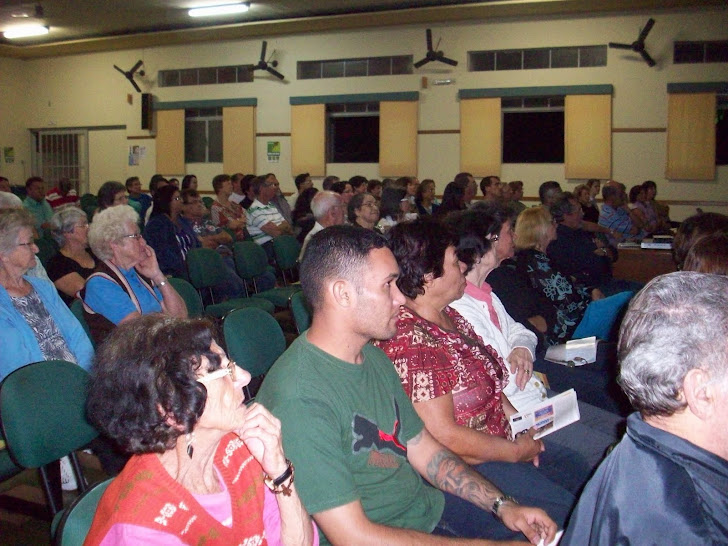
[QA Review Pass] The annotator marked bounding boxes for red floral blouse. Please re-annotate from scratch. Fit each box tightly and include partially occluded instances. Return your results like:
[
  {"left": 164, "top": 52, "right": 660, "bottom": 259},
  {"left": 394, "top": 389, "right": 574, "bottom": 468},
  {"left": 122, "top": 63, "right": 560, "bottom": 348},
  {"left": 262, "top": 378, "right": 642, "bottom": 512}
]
[{"left": 375, "top": 306, "right": 511, "bottom": 438}]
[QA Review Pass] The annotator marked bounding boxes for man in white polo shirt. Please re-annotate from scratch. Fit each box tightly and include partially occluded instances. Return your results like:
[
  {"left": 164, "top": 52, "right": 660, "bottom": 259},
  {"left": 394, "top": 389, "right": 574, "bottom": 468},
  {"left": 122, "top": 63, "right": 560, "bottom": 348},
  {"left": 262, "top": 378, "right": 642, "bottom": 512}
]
[{"left": 247, "top": 173, "right": 294, "bottom": 262}]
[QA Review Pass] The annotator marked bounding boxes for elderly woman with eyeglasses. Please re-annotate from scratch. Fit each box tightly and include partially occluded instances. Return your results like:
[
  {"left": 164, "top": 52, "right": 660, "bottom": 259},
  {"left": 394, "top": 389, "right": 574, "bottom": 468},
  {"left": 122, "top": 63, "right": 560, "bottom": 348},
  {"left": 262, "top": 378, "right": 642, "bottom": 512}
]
[
  {"left": 0, "top": 209, "right": 93, "bottom": 381},
  {"left": 81, "top": 205, "right": 186, "bottom": 346},
  {"left": 46, "top": 207, "right": 98, "bottom": 305},
  {"left": 85, "top": 314, "right": 316, "bottom": 546}
]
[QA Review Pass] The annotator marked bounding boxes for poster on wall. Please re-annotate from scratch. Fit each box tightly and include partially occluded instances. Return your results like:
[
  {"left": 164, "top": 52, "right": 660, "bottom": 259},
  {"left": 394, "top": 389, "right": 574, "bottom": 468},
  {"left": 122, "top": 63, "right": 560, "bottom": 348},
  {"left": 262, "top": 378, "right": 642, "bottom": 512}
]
[
  {"left": 4, "top": 147, "right": 14, "bottom": 164},
  {"left": 267, "top": 141, "right": 280, "bottom": 163},
  {"left": 129, "top": 145, "right": 146, "bottom": 166}
]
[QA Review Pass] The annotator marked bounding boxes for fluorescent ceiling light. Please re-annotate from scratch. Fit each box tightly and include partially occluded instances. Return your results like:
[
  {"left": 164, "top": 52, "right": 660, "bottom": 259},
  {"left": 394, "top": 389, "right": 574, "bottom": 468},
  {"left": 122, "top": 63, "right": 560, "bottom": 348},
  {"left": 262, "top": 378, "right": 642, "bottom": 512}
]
[
  {"left": 189, "top": 3, "right": 250, "bottom": 17},
  {"left": 3, "top": 25, "right": 49, "bottom": 39}
]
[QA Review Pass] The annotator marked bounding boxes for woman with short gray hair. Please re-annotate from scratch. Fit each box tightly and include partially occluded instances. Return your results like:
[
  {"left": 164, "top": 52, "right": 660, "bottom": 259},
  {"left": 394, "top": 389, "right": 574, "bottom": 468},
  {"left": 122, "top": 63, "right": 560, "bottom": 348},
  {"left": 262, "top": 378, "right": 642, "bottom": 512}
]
[
  {"left": 0, "top": 208, "right": 94, "bottom": 381},
  {"left": 46, "top": 207, "right": 97, "bottom": 305}
]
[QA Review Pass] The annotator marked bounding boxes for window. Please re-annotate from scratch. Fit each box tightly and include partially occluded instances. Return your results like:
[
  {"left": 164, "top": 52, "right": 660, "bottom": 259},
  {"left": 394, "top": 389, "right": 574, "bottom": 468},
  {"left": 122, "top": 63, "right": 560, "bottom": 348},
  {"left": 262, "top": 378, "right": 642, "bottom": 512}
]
[
  {"left": 717, "top": 95, "right": 728, "bottom": 165},
  {"left": 502, "top": 98, "right": 564, "bottom": 163},
  {"left": 185, "top": 108, "right": 222, "bottom": 163},
  {"left": 298, "top": 56, "right": 412, "bottom": 80},
  {"left": 469, "top": 45, "right": 606, "bottom": 72},
  {"left": 159, "top": 65, "right": 254, "bottom": 87},
  {"left": 674, "top": 41, "right": 728, "bottom": 64},
  {"left": 327, "top": 103, "right": 379, "bottom": 163}
]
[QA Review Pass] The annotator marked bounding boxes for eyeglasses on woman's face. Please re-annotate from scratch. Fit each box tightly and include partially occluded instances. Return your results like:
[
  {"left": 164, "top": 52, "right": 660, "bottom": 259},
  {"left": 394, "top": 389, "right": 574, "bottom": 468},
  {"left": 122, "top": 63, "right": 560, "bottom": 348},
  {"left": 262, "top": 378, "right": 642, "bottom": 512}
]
[{"left": 197, "top": 358, "right": 237, "bottom": 384}]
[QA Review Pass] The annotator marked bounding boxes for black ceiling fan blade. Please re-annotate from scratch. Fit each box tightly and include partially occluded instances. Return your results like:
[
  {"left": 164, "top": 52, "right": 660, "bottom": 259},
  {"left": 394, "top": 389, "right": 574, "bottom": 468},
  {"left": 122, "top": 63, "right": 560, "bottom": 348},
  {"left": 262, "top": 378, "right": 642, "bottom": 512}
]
[
  {"left": 266, "top": 66, "right": 285, "bottom": 80},
  {"left": 128, "top": 77, "right": 142, "bottom": 93},
  {"left": 438, "top": 56, "right": 458, "bottom": 66},
  {"left": 425, "top": 28, "right": 433, "bottom": 52},
  {"left": 113, "top": 64, "right": 126, "bottom": 75},
  {"left": 130, "top": 60, "right": 143, "bottom": 74},
  {"left": 260, "top": 41, "right": 268, "bottom": 63},
  {"left": 413, "top": 57, "right": 430, "bottom": 69},
  {"left": 638, "top": 18, "right": 655, "bottom": 43},
  {"left": 640, "top": 49, "right": 656, "bottom": 67},
  {"left": 608, "top": 42, "right": 634, "bottom": 50}
]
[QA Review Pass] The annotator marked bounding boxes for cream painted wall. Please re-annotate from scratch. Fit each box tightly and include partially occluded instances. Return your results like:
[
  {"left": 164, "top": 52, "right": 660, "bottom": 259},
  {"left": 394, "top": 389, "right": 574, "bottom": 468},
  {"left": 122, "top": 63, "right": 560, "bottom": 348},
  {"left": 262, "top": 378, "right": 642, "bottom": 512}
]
[
  {"left": 0, "top": 57, "right": 32, "bottom": 184},
  {"left": 2, "top": 8, "right": 727, "bottom": 219},
  {"left": 88, "top": 130, "right": 127, "bottom": 194}
]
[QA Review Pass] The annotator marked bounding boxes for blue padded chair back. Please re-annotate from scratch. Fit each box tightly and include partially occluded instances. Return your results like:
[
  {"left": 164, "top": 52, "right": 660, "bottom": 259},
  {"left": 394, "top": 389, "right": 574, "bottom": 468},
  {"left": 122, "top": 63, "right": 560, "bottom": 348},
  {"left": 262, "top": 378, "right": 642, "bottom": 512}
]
[{"left": 223, "top": 308, "right": 286, "bottom": 379}]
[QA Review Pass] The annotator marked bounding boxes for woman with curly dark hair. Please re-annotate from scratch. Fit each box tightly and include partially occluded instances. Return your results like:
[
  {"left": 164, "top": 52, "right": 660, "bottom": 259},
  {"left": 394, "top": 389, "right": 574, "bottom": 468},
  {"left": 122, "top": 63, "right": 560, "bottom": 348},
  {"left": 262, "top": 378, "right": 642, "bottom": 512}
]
[{"left": 85, "top": 314, "right": 316, "bottom": 545}]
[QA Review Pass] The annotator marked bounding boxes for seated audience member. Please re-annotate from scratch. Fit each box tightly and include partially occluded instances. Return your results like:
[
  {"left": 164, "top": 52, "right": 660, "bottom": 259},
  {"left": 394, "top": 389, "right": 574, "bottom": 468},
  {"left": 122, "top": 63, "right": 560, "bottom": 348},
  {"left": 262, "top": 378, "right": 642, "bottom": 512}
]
[
  {"left": 85, "top": 314, "right": 316, "bottom": 546},
  {"left": 682, "top": 232, "right": 728, "bottom": 275},
  {"left": 366, "top": 179, "right": 382, "bottom": 200},
  {"left": 95, "top": 180, "right": 129, "bottom": 216},
  {"left": 583, "top": 179, "right": 601, "bottom": 219},
  {"left": 126, "top": 176, "right": 151, "bottom": 219},
  {"left": 181, "top": 174, "right": 198, "bottom": 191},
  {"left": 489, "top": 207, "right": 633, "bottom": 346},
  {"left": 289, "top": 172, "right": 313, "bottom": 210},
  {"left": 415, "top": 178, "right": 439, "bottom": 215},
  {"left": 0, "top": 209, "right": 93, "bottom": 381},
  {"left": 480, "top": 175, "right": 503, "bottom": 203},
  {"left": 269, "top": 175, "right": 294, "bottom": 226},
  {"left": 82, "top": 205, "right": 187, "bottom": 345},
  {"left": 330, "top": 180, "right": 354, "bottom": 207},
  {"left": 451, "top": 172, "right": 477, "bottom": 208},
  {"left": 238, "top": 174, "right": 257, "bottom": 209},
  {"left": 435, "top": 180, "right": 468, "bottom": 218},
  {"left": 0, "top": 191, "right": 52, "bottom": 282},
  {"left": 575, "top": 183, "right": 599, "bottom": 224},
  {"left": 627, "top": 184, "right": 654, "bottom": 234},
  {"left": 376, "top": 186, "right": 410, "bottom": 232},
  {"left": 229, "top": 172, "right": 246, "bottom": 204},
  {"left": 321, "top": 175, "right": 339, "bottom": 192},
  {"left": 143, "top": 185, "right": 198, "bottom": 279},
  {"left": 348, "top": 192, "right": 380, "bottom": 231},
  {"left": 47, "top": 207, "right": 97, "bottom": 305},
  {"left": 538, "top": 181, "right": 562, "bottom": 207},
  {"left": 144, "top": 174, "right": 169, "bottom": 224},
  {"left": 564, "top": 272, "right": 728, "bottom": 544},
  {"left": 258, "top": 225, "right": 557, "bottom": 545},
  {"left": 292, "top": 187, "right": 319, "bottom": 242},
  {"left": 210, "top": 173, "right": 248, "bottom": 240},
  {"left": 46, "top": 177, "right": 79, "bottom": 209},
  {"left": 641, "top": 180, "right": 672, "bottom": 233},
  {"left": 299, "top": 190, "right": 345, "bottom": 261},
  {"left": 168, "top": 178, "right": 180, "bottom": 188},
  {"left": 349, "top": 175, "right": 368, "bottom": 195},
  {"left": 23, "top": 176, "right": 54, "bottom": 232},
  {"left": 598, "top": 181, "right": 644, "bottom": 243},
  {"left": 547, "top": 192, "right": 616, "bottom": 291},
  {"left": 507, "top": 181, "right": 527, "bottom": 216},
  {"left": 0, "top": 176, "right": 11, "bottom": 193},
  {"left": 672, "top": 211, "right": 728, "bottom": 270},
  {"left": 247, "top": 175, "right": 294, "bottom": 261}
]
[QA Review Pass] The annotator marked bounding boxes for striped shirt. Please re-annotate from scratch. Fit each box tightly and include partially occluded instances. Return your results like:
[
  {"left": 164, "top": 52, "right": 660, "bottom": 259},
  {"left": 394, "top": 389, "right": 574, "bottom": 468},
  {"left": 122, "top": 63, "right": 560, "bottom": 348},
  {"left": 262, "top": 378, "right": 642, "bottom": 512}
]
[{"left": 247, "top": 199, "right": 284, "bottom": 245}]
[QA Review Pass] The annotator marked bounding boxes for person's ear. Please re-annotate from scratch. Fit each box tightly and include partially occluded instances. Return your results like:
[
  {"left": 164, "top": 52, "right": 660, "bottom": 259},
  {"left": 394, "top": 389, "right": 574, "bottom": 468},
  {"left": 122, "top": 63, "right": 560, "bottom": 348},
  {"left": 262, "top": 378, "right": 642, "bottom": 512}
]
[
  {"left": 423, "top": 271, "right": 435, "bottom": 287},
  {"left": 683, "top": 368, "right": 715, "bottom": 421},
  {"left": 331, "top": 279, "right": 354, "bottom": 308},
  {"left": 157, "top": 404, "right": 185, "bottom": 431}
]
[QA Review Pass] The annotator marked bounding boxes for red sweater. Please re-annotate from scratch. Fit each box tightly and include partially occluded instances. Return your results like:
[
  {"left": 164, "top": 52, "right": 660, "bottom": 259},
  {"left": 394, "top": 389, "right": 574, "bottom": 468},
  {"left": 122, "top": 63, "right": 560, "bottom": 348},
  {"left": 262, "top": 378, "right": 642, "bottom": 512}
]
[{"left": 85, "top": 433, "right": 267, "bottom": 545}]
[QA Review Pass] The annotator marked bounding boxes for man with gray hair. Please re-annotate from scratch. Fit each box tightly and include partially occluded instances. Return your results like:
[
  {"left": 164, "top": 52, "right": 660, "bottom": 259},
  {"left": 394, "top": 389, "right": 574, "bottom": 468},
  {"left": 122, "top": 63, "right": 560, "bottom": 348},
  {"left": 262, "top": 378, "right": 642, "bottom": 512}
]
[
  {"left": 298, "top": 190, "right": 344, "bottom": 261},
  {"left": 564, "top": 271, "right": 728, "bottom": 544}
]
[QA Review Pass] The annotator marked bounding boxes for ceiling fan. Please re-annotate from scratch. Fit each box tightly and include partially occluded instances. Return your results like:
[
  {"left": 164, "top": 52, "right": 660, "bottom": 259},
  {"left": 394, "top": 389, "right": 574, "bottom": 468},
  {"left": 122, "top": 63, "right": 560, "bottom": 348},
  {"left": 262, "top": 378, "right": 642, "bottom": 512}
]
[
  {"left": 253, "top": 41, "right": 284, "bottom": 80},
  {"left": 414, "top": 28, "right": 458, "bottom": 69},
  {"left": 113, "top": 60, "right": 145, "bottom": 92},
  {"left": 608, "top": 18, "right": 657, "bottom": 67}
]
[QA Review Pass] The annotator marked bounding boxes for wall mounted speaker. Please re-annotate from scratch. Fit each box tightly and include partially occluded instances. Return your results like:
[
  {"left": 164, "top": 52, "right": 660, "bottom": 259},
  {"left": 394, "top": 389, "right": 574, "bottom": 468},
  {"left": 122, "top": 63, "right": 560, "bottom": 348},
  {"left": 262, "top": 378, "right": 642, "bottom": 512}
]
[{"left": 141, "top": 93, "right": 153, "bottom": 130}]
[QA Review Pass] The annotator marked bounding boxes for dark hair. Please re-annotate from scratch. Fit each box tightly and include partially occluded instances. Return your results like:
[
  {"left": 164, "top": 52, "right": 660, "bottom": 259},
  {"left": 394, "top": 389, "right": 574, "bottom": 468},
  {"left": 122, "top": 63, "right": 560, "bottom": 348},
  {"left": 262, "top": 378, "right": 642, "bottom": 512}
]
[
  {"left": 549, "top": 191, "right": 576, "bottom": 224},
  {"left": 415, "top": 179, "right": 435, "bottom": 205},
  {"left": 251, "top": 175, "right": 268, "bottom": 196},
  {"left": 453, "top": 172, "right": 472, "bottom": 186},
  {"left": 479, "top": 176, "right": 498, "bottom": 196},
  {"left": 538, "top": 181, "right": 562, "bottom": 204},
  {"left": 25, "top": 176, "right": 43, "bottom": 189},
  {"left": 436, "top": 181, "right": 467, "bottom": 217},
  {"left": 367, "top": 179, "right": 382, "bottom": 193},
  {"left": 322, "top": 175, "right": 339, "bottom": 191},
  {"left": 509, "top": 180, "right": 523, "bottom": 191},
  {"left": 629, "top": 185, "right": 644, "bottom": 204},
  {"left": 240, "top": 174, "right": 256, "bottom": 194},
  {"left": 151, "top": 184, "right": 179, "bottom": 216},
  {"left": 330, "top": 181, "right": 349, "bottom": 195},
  {"left": 300, "top": 225, "right": 388, "bottom": 311},
  {"left": 349, "top": 175, "right": 368, "bottom": 191},
  {"left": 292, "top": 187, "right": 319, "bottom": 223},
  {"left": 149, "top": 174, "right": 167, "bottom": 194},
  {"left": 181, "top": 188, "right": 200, "bottom": 204},
  {"left": 601, "top": 184, "right": 620, "bottom": 202},
  {"left": 445, "top": 209, "right": 502, "bottom": 274},
  {"left": 379, "top": 186, "right": 407, "bottom": 220},
  {"left": 212, "top": 174, "right": 231, "bottom": 194},
  {"left": 294, "top": 173, "right": 310, "bottom": 190},
  {"left": 97, "top": 181, "right": 126, "bottom": 210},
  {"left": 673, "top": 212, "right": 728, "bottom": 268},
  {"left": 181, "top": 175, "right": 197, "bottom": 190},
  {"left": 87, "top": 314, "right": 222, "bottom": 454},
  {"left": 125, "top": 176, "right": 140, "bottom": 190},
  {"left": 683, "top": 232, "right": 728, "bottom": 275},
  {"left": 387, "top": 217, "right": 458, "bottom": 299},
  {"left": 347, "top": 192, "right": 368, "bottom": 223},
  {"left": 641, "top": 180, "right": 657, "bottom": 192}
]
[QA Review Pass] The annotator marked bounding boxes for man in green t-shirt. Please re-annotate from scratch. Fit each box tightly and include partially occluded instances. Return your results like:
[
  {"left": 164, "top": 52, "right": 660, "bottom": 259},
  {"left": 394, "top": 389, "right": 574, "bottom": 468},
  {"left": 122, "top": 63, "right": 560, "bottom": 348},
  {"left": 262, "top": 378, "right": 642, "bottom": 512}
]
[{"left": 257, "top": 225, "right": 556, "bottom": 545}]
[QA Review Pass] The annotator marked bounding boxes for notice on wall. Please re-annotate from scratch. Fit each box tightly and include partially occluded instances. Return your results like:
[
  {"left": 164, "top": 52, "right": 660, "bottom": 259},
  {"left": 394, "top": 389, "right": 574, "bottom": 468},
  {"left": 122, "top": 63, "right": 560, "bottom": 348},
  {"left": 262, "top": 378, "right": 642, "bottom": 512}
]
[
  {"left": 129, "top": 145, "right": 146, "bottom": 166},
  {"left": 267, "top": 141, "right": 280, "bottom": 163},
  {"left": 4, "top": 147, "right": 14, "bottom": 164}
]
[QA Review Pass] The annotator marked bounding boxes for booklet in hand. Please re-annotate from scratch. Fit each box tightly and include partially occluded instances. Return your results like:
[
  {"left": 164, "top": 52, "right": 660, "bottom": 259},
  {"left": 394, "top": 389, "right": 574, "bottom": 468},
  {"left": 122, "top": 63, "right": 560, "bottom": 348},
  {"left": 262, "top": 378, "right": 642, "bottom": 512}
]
[{"left": 509, "top": 389, "right": 580, "bottom": 440}]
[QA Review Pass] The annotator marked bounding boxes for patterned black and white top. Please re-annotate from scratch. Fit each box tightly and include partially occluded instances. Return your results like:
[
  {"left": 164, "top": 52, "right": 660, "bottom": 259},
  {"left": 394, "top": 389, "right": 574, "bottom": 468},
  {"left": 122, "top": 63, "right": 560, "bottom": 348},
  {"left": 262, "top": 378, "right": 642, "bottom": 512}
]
[{"left": 11, "top": 287, "right": 76, "bottom": 363}]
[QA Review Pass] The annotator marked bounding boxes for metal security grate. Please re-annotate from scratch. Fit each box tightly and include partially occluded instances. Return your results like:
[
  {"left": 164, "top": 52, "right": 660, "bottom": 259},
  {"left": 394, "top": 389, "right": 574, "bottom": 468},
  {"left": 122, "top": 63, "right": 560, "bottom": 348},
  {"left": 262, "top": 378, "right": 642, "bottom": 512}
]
[
  {"left": 30, "top": 130, "right": 88, "bottom": 194},
  {"left": 298, "top": 56, "right": 413, "bottom": 80},
  {"left": 469, "top": 45, "right": 606, "bottom": 72}
]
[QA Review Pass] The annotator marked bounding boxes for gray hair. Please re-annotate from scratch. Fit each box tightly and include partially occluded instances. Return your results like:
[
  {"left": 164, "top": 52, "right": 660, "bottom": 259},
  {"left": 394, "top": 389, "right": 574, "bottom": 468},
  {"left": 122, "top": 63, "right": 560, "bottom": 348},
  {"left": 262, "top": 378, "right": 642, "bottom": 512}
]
[
  {"left": 0, "top": 209, "right": 35, "bottom": 256},
  {"left": 0, "top": 192, "right": 23, "bottom": 209},
  {"left": 88, "top": 205, "right": 139, "bottom": 261},
  {"left": 618, "top": 272, "right": 728, "bottom": 417},
  {"left": 50, "top": 207, "right": 88, "bottom": 246},
  {"left": 311, "top": 191, "right": 341, "bottom": 221},
  {"left": 549, "top": 192, "right": 576, "bottom": 224}
]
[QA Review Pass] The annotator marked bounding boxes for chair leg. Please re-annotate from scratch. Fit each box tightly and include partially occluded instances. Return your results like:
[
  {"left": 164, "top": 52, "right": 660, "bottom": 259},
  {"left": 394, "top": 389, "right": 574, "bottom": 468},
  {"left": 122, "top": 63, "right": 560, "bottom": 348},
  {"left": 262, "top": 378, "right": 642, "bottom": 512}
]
[
  {"left": 69, "top": 452, "right": 89, "bottom": 493},
  {"left": 39, "top": 461, "right": 64, "bottom": 517}
]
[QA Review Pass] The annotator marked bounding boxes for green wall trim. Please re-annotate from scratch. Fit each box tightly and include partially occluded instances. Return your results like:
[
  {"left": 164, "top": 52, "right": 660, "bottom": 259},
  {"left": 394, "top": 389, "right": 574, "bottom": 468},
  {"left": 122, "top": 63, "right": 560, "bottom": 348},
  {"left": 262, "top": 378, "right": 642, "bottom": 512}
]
[
  {"left": 290, "top": 92, "right": 419, "bottom": 105},
  {"left": 667, "top": 82, "right": 728, "bottom": 94},
  {"left": 155, "top": 98, "right": 258, "bottom": 110},
  {"left": 459, "top": 85, "right": 613, "bottom": 99}
]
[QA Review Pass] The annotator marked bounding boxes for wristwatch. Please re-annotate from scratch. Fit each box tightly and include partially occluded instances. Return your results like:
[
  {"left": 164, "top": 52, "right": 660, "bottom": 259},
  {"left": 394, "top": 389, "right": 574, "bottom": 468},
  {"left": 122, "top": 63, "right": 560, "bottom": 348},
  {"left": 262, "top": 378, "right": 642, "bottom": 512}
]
[{"left": 491, "top": 495, "right": 519, "bottom": 518}]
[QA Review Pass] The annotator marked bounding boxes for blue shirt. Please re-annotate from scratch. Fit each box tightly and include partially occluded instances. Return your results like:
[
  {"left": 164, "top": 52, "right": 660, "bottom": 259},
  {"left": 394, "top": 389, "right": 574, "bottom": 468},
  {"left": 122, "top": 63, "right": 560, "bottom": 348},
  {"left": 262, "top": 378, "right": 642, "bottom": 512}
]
[
  {"left": 23, "top": 197, "right": 54, "bottom": 230},
  {"left": 84, "top": 266, "right": 162, "bottom": 324}
]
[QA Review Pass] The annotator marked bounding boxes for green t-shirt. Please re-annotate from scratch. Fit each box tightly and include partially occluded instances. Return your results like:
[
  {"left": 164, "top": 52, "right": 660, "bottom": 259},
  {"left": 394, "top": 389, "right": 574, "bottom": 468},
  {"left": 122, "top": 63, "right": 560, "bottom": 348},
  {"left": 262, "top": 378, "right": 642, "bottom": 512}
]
[{"left": 257, "top": 335, "right": 444, "bottom": 544}]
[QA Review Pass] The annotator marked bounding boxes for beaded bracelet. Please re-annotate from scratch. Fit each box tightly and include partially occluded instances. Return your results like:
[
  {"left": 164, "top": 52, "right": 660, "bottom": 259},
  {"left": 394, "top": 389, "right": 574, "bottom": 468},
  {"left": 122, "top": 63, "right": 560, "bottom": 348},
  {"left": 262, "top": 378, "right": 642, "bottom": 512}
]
[{"left": 264, "top": 459, "right": 294, "bottom": 496}]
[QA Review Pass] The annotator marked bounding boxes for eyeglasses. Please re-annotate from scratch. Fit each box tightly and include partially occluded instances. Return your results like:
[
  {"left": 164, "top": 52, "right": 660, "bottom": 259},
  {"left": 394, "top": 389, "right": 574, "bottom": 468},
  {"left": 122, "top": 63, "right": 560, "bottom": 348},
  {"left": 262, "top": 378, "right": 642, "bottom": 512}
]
[
  {"left": 487, "top": 234, "right": 500, "bottom": 243},
  {"left": 172, "top": 196, "right": 182, "bottom": 201},
  {"left": 121, "top": 233, "right": 143, "bottom": 240},
  {"left": 197, "top": 359, "right": 236, "bottom": 384},
  {"left": 16, "top": 241, "right": 36, "bottom": 248}
]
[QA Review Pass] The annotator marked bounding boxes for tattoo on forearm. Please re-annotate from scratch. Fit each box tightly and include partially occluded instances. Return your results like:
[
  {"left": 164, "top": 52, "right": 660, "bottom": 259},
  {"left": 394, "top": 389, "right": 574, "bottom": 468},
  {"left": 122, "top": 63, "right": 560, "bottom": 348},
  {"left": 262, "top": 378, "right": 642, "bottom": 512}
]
[{"left": 426, "top": 449, "right": 502, "bottom": 511}]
